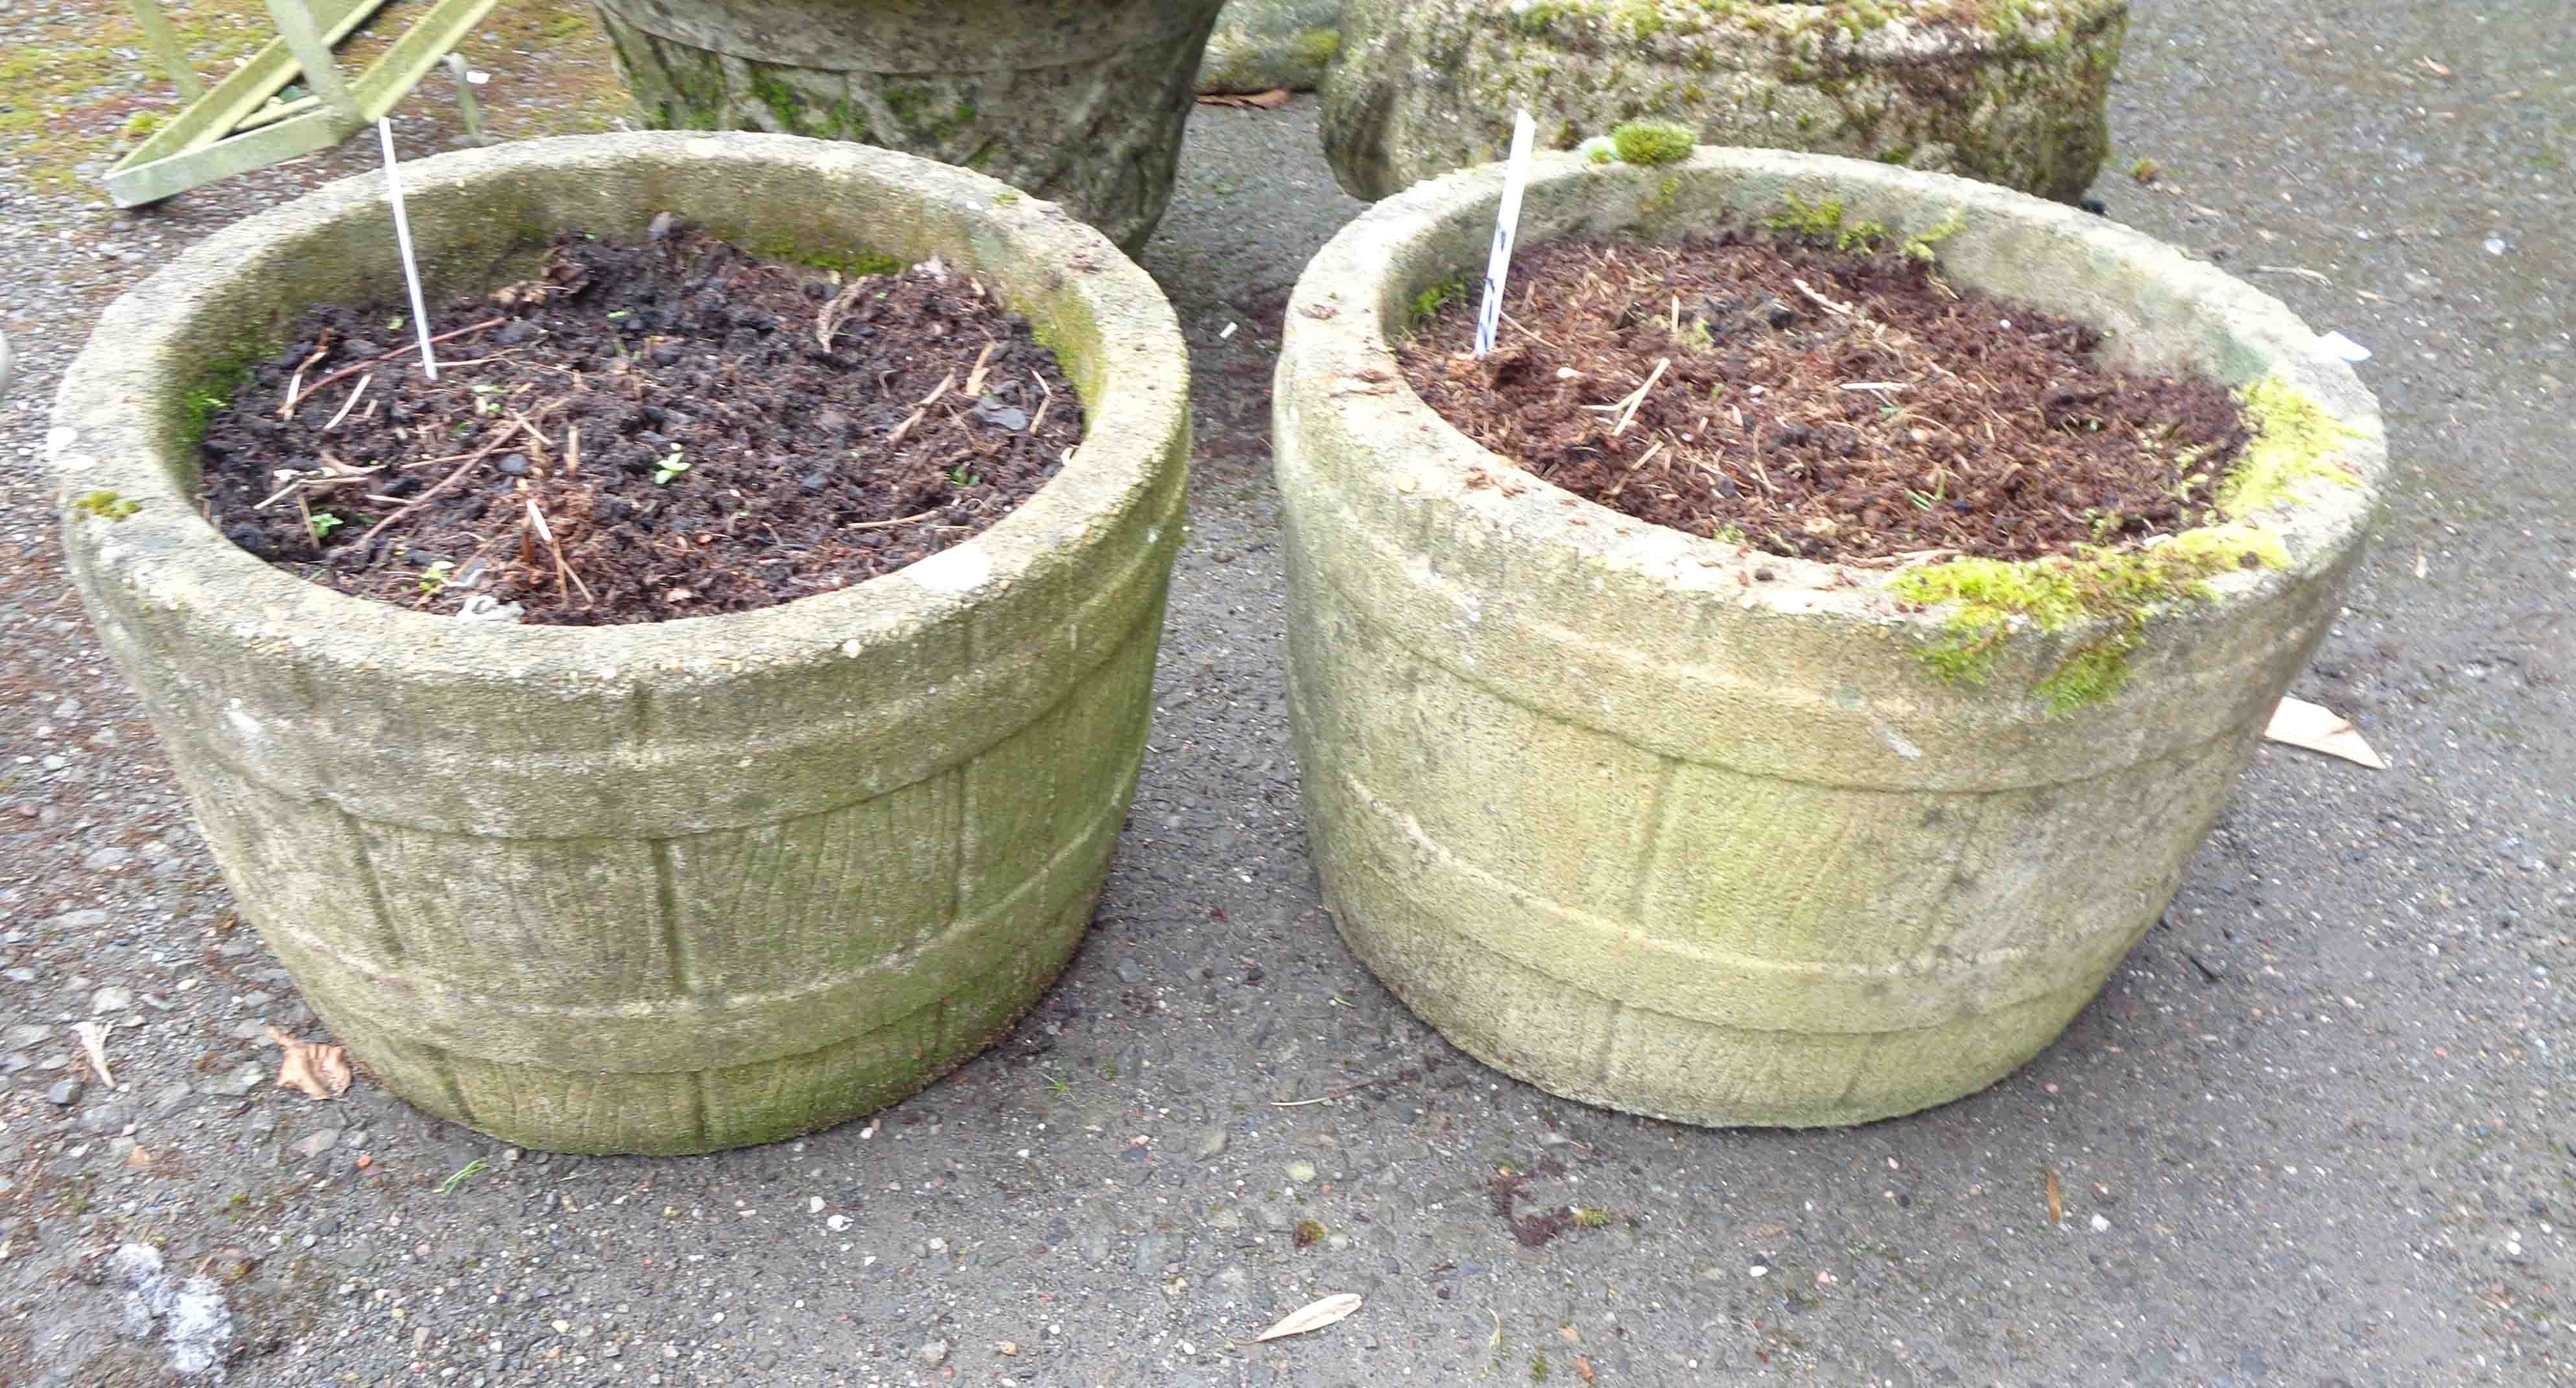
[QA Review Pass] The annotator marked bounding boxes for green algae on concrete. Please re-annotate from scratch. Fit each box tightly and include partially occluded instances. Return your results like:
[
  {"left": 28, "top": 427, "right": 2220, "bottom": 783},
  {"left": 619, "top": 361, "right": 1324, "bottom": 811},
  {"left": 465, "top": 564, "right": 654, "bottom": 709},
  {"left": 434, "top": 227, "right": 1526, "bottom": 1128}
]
[{"left": 1322, "top": 0, "right": 2128, "bottom": 202}]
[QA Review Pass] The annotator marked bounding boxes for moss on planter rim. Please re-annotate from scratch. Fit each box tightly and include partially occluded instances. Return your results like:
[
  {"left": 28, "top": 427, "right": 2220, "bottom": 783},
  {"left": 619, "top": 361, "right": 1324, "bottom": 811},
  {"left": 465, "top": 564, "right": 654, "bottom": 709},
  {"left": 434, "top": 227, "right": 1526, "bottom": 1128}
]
[
  {"left": 1611, "top": 119, "right": 1697, "bottom": 165},
  {"left": 1893, "top": 375, "right": 2361, "bottom": 709}
]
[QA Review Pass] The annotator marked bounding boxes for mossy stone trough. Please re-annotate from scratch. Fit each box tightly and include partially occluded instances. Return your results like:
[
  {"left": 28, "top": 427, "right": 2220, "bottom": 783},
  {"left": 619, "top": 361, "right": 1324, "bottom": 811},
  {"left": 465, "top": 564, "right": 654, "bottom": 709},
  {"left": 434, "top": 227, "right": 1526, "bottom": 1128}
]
[
  {"left": 50, "top": 133, "right": 1190, "bottom": 1154},
  {"left": 1322, "top": 0, "right": 2129, "bottom": 202},
  {"left": 593, "top": 0, "right": 1228, "bottom": 253},
  {"left": 1273, "top": 147, "right": 2383, "bottom": 1127}
]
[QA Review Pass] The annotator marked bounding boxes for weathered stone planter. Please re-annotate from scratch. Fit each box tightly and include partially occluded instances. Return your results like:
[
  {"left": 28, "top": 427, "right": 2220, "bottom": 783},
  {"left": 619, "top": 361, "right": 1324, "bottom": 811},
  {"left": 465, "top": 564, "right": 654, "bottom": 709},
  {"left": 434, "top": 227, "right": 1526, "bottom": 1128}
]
[
  {"left": 1199, "top": 0, "right": 1345, "bottom": 93},
  {"left": 52, "top": 133, "right": 1190, "bottom": 1155},
  {"left": 1321, "top": 0, "right": 2126, "bottom": 202},
  {"left": 1275, "top": 147, "right": 2382, "bottom": 1126},
  {"left": 594, "top": 0, "right": 1226, "bottom": 253}
]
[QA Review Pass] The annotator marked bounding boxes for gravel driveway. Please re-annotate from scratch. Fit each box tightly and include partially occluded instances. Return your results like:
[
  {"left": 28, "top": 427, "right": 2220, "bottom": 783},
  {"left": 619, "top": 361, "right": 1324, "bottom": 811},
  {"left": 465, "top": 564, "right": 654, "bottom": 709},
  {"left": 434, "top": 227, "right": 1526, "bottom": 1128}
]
[{"left": 2, "top": 1, "right": 2570, "bottom": 1383}]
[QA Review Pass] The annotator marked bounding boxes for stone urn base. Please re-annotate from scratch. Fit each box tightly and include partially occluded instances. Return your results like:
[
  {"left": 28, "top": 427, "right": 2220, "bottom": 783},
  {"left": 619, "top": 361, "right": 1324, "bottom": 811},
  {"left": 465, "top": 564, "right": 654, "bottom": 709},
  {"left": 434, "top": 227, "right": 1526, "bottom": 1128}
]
[
  {"left": 1321, "top": 0, "right": 2127, "bottom": 202},
  {"left": 595, "top": 0, "right": 1227, "bottom": 253}
]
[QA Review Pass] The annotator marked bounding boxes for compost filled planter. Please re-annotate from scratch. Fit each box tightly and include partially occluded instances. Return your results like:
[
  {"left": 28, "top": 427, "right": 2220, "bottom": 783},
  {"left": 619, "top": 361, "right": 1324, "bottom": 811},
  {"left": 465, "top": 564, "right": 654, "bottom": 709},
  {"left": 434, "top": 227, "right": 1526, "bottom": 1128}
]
[
  {"left": 1273, "top": 147, "right": 2383, "bottom": 1127},
  {"left": 51, "top": 133, "right": 1190, "bottom": 1155}
]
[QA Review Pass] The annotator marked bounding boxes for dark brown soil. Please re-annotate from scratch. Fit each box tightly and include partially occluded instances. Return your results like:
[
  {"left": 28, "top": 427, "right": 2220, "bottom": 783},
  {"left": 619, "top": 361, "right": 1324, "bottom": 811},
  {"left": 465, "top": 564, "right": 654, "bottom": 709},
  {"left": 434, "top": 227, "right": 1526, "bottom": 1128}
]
[
  {"left": 1398, "top": 234, "right": 2253, "bottom": 566},
  {"left": 197, "top": 226, "right": 1083, "bottom": 625}
]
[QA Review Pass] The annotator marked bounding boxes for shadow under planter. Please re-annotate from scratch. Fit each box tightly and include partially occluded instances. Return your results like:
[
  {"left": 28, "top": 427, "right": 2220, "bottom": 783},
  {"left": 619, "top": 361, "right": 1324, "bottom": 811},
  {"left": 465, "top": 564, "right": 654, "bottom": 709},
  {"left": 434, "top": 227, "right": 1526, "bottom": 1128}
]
[
  {"left": 1273, "top": 147, "right": 2383, "bottom": 1127},
  {"left": 51, "top": 132, "right": 1192, "bottom": 1155},
  {"left": 594, "top": 0, "right": 1228, "bottom": 255}
]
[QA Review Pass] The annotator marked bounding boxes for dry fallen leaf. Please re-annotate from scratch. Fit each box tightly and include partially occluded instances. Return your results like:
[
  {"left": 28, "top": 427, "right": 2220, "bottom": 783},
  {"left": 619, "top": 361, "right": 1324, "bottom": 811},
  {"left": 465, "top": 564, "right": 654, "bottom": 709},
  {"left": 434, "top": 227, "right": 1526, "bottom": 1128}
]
[
  {"left": 1576, "top": 1354, "right": 1598, "bottom": 1383},
  {"left": 125, "top": 1146, "right": 152, "bottom": 1169},
  {"left": 2263, "top": 696, "right": 2387, "bottom": 768},
  {"left": 267, "top": 1025, "right": 353, "bottom": 1100},
  {"left": 73, "top": 1020, "right": 114, "bottom": 1087},
  {"left": 2044, "top": 1169, "right": 2064, "bottom": 1226},
  {"left": 1196, "top": 88, "right": 1293, "bottom": 110},
  {"left": 1254, "top": 1292, "right": 1362, "bottom": 1343}
]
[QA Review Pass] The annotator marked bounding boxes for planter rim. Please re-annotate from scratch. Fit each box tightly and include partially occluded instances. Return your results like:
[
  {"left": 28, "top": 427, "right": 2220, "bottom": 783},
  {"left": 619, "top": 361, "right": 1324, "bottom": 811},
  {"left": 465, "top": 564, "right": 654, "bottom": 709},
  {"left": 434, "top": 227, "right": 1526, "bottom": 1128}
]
[
  {"left": 1279, "top": 146, "right": 2385, "bottom": 633},
  {"left": 50, "top": 132, "right": 1188, "bottom": 681}
]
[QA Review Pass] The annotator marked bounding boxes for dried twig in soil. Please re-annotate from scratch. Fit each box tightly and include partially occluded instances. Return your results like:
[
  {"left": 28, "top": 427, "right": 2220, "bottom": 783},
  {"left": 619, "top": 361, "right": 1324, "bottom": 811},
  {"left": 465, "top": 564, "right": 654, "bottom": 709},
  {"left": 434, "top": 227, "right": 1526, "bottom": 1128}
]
[
  {"left": 320, "top": 373, "right": 373, "bottom": 431},
  {"left": 845, "top": 508, "right": 941, "bottom": 532},
  {"left": 356, "top": 418, "right": 532, "bottom": 548},
  {"left": 1609, "top": 358, "right": 1670, "bottom": 437},
  {"left": 1601, "top": 438, "right": 1669, "bottom": 500},
  {"left": 301, "top": 316, "right": 506, "bottom": 397},
  {"left": 814, "top": 277, "right": 871, "bottom": 351}
]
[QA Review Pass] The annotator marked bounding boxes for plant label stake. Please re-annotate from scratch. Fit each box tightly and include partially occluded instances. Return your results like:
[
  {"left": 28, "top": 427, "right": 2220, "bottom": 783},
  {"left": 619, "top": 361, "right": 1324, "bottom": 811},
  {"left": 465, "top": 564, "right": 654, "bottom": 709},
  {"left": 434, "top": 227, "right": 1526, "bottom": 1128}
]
[
  {"left": 1473, "top": 111, "right": 1537, "bottom": 360},
  {"left": 377, "top": 117, "right": 440, "bottom": 381}
]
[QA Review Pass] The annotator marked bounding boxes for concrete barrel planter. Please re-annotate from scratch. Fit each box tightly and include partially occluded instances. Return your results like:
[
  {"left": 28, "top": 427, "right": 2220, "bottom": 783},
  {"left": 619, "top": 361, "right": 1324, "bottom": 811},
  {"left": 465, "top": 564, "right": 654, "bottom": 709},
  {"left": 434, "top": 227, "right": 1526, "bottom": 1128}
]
[
  {"left": 51, "top": 133, "right": 1190, "bottom": 1155},
  {"left": 1274, "top": 147, "right": 2383, "bottom": 1127},
  {"left": 593, "top": 0, "right": 1227, "bottom": 253},
  {"left": 1321, "top": 0, "right": 2127, "bottom": 202}
]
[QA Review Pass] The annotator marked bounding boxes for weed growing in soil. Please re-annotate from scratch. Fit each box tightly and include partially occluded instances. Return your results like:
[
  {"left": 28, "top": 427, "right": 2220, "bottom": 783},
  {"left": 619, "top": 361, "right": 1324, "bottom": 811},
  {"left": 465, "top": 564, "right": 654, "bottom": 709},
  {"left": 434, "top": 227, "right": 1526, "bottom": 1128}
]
[{"left": 1411, "top": 277, "right": 1465, "bottom": 327}]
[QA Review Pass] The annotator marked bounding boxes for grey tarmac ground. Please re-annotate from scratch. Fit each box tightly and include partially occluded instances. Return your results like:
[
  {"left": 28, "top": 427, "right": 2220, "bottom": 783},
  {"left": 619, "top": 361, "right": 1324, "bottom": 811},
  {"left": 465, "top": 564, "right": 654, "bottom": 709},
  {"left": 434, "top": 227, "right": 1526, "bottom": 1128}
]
[{"left": 1, "top": 1, "right": 2571, "bottom": 1383}]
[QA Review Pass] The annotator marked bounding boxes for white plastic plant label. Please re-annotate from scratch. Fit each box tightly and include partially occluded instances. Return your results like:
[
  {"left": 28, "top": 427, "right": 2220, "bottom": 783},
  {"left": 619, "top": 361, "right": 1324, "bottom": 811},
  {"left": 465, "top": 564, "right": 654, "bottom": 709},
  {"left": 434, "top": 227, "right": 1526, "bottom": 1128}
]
[{"left": 1473, "top": 111, "right": 1537, "bottom": 359}]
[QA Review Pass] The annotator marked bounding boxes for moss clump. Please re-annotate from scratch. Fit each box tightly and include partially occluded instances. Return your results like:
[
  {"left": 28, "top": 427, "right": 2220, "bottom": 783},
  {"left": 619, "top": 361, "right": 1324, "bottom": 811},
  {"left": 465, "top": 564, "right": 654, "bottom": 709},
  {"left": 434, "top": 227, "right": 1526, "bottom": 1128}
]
[
  {"left": 1294, "top": 1217, "right": 1327, "bottom": 1248},
  {"left": 70, "top": 490, "right": 140, "bottom": 521},
  {"left": 2215, "top": 377, "right": 2363, "bottom": 519},
  {"left": 1762, "top": 192, "right": 1885, "bottom": 250},
  {"left": 1611, "top": 119, "right": 1696, "bottom": 166},
  {"left": 1290, "top": 27, "right": 1343, "bottom": 70},
  {"left": 1894, "top": 527, "right": 2282, "bottom": 711},
  {"left": 1901, "top": 204, "right": 1967, "bottom": 262},
  {"left": 753, "top": 237, "right": 905, "bottom": 280},
  {"left": 1896, "top": 377, "right": 2360, "bottom": 709},
  {"left": 749, "top": 72, "right": 811, "bottom": 135}
]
